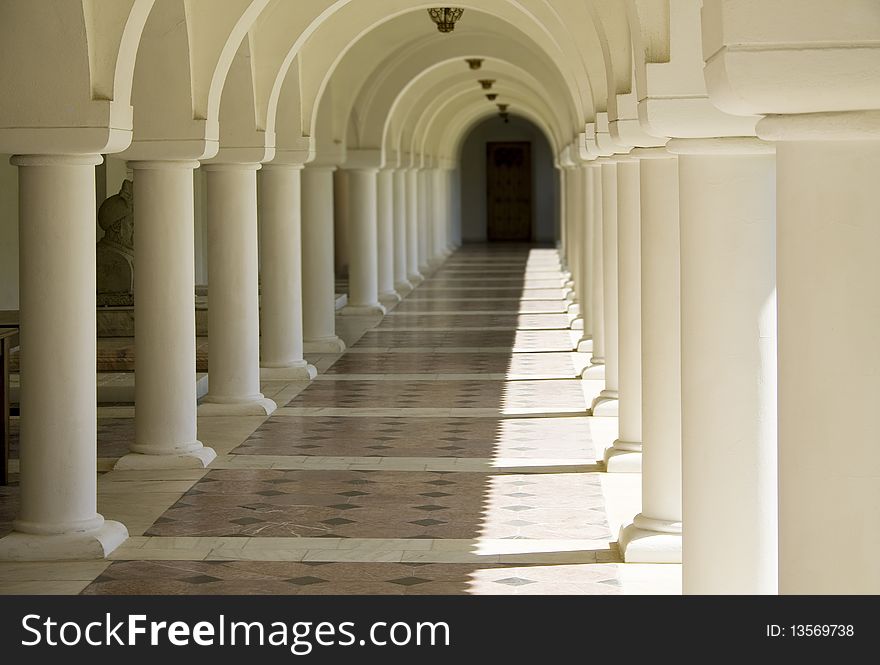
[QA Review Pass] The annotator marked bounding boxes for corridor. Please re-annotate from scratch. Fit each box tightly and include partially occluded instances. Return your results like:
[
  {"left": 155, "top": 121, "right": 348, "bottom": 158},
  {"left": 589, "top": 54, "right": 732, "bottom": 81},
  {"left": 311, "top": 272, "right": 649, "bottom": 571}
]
[{"left": 1, "top": 245, "right": 675, "bottom": 595}]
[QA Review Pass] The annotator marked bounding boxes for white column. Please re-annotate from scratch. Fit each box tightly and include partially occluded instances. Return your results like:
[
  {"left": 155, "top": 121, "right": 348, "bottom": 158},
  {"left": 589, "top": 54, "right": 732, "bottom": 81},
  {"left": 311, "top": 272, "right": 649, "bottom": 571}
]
[
  {"left": 376, "top": 168, "right": 400, "bottom": 306},
  {"left": 392, "top": 169, "right": 413, "bottom": 295},
  {"left": 576, "top": 166, "right": 594, "bottom": 352},
  {"left": 116, "top": 160, "right": 216, "bottom": 470},
  {"left": 444, "top": 169, "right": 457, "bottom": 254},
  {"left": 200, "top": 164, "right": 276, "bottom": 416},
  {"left": 670, "top": 138, "right": 778, "bottom": 594},
  {"left": 582, "top": 163, "right": 605, "bottom": 376},
  {"left": 301, "top": 165, "right": 346, "bottom": 353},
  {"left": 566, "top": 168, "right": 583, "bottom": 317},
  {"left": 341, "top": 168, "right": 386, "bottom": 316},
  {"left": 406, "top": 169, "right": 423, "bottom": 284},
  {"left": 0, "top": 155, "right": 127, "bottom": 561},
  {"left": 558, "top": 169, "right": 569, "bottom": 278},
  {"left": 760, "top": 115, "right": 880, "bottom": 594},
  {"left": 619, "top": 149, "right": 682, "bottom": 563},
  {"left": 258, "top": 164, "right": 317, "bottom": 381},
  {"left": 591, "top": 160, "right": 620, "bottom": 414},
  {"left": 333, "top": 169, "right": 350, "bottom": 278},
  {"left": 604, "top": 156, "right": 642, "bottom": 471},
  {"left": 432, "top": 169, "right": 449, "bottom": 263},
  {"left": 417, "top": 169, "right": 431, "bottom": 274}
]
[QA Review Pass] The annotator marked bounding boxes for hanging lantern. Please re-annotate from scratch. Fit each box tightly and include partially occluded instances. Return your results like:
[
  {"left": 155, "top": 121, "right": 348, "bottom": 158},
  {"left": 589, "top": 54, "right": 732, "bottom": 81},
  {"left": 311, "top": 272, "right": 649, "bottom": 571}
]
[{"left": 428, "top": 8, "right": 464, "bottom": 33}]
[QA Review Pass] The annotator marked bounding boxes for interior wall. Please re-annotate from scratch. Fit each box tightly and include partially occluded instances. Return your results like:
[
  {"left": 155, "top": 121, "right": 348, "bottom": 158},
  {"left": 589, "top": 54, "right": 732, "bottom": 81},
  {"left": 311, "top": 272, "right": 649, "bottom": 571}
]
[{"left": 458, "top": 115, "right": 558, "bottom": 244}]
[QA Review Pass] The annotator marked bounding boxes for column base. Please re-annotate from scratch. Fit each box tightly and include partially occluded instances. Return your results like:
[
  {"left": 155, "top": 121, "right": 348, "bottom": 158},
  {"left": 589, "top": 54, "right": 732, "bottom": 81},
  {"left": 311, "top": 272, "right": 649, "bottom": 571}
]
[
  {"left": 115, "top": 445, "right": 217, "bottom": 470},
  {"left": 591, "top": 392, "right": 619, "bottom": 417},
  {"left": 564, "top": 279, "right": 575, "bottom": 289},
  {"left": 567, "top": 303, "right": 580, "bottom": 316},
  {"left": 618, "top": 515, "right": 682, "bottom": 563},
  {"left": 418, "top": 263, "right": 432, "bottom": 276},
  {"left": 581, "top": 361, "right": 605, "bottom": 380},
  {"left": 564, "top": 292, "right": 576, "bottom": 303},
  {"left": 570, "top": 317, "right": 584, "bottom": 331},
  {"left": 0, "top": 519, "right": 128, "bottom": 561},
  {"left": 603, "top": 440, "right": 642, "bottom": 473},
  {"left": 303, "top": 336, "right": 347, "bottom": 354},
  {"left": 260, "top": 362, "right": 318, "bottom": 381},
  {"left": 199, "top": 395, "right": 277, "bottom": 416},
  {"left": 576, "top": 337, "right": 593, "bottom": 353},
  {"left": 394, "top": 280, "right": 414, "bottom": 296},
  {"left": 379, "top": 290, "right": 402, "bottom": 307},
  {"left": 340, "top": 303, "right": 387, "bottom": 317},
  {"left": 408, "top": 272, "right": 424, "bottom": 286}
]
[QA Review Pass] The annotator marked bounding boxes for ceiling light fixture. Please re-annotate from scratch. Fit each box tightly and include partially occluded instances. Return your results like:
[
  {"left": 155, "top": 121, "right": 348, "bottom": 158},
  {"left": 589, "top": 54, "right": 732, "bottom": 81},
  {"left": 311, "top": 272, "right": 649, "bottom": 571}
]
[
  {"left": 486, "top": 93, "right": 498, "bottom": 102},
  {"left": 479, "top": 79, "right": 496, "bottom": 90},
  {"left": 466, "top": 58, "right": 484, "bottom": 70},
  {"left": 428, "top": 8, "right": 464, "bottom": 33}
]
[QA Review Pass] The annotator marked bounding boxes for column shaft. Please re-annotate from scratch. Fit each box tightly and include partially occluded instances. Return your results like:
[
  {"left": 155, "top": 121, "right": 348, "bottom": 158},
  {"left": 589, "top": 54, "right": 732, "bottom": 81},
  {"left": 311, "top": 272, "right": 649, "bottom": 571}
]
[
  {"left": 301, "top": 166, "right": 346, "bottom": 353},
  {"left": 559, "top": 169, "right": 568, "bottom": 269},
  {"left": 582, "top": 163, "right": 605, "bottom": 377},
  {"left": 605, "top": 158, "right": 642, "bottom": 471},
  {"left": 566, "top": 169, "right": 583, "bottom": 317},
  {"left": 0, "top": 155, "right": 127, "bottom": 560},
  {"left": 619, "top": 152, "right": 682, "bottom": 563},
  {"left": 333, "top": 170, "right": 350, "bottom": 278},
  {"left": 258, "top": 164, "right": 316, "bottom": 381},
  {"left": 342, "top": 168, "right": 385, "bottom": 316},
  {"left": 118, "top": 160, "right": 215, "bottom": 469},
  {"left": 592, "top": 161, "right": 619, "bottom": 414},
  {"left": 201, "top": 164, "right": 276, "bottom": 415},
  {"left": 406, "top": 169, "right": 423, "bottom": 284},
  {"left": 376, "top": 169, "right": 400, "bottom": 305},
  {"left": 417, "top": 170, "right": 430, "bottom": 274},
  {"left": 774, "top": 131, "right": 880, "bottom": 593},
  {"left": 576, "top": 167, "right": 595, "bottom": 352},
  {"left": 432, "top": 169, "right": 448, "bottom": 264},
  {"left": 392, "top": 170, "right": 412, "bottom": 294},
  {"left": 675, "top": 139, "right": 777, "bottom": 594}
]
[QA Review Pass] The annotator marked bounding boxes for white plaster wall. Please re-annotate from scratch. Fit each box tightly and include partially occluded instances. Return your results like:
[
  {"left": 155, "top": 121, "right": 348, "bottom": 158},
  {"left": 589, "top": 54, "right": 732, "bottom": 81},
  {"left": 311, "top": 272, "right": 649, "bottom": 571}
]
[
  {"left": 458, "top": 115, "right": 558, "bottom": 244},
  {"left": 0, "top": 156, "right": 18, "bottom": 310}
]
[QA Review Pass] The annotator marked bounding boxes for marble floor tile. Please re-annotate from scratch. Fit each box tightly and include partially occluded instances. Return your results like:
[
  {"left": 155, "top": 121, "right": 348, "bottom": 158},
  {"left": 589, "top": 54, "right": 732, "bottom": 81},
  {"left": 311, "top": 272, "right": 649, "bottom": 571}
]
[{"left": 5, "top": 243, "right": 678, "bottom": 596}]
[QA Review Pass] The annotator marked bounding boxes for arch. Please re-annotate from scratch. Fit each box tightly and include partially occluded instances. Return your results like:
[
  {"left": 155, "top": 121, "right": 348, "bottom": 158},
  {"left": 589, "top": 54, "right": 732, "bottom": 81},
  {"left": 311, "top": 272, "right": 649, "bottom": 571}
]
[
  {"left": 0, "top": 0, "right": 155, "bottom": 154},
  {"left": 386, "top": 63, "right": 569, "bottom": 165}
]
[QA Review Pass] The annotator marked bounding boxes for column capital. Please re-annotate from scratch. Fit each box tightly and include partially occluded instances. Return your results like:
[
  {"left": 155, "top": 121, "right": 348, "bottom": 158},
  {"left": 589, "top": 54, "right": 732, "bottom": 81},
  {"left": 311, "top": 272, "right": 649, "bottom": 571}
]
[
  {"left": 345, "top": 148, "right": 383, "bottom": 170},
  {"left": 757, "top": 110, "right": 880, "bottom": 143},
  {"left": 666, "top": 136, "right": 774, "bottom": 156},
  {"left": 261, "top": 162, "right": 305, "bottom": 172},
  {"left": 126, "top": 160, "right": 200, "bottom": 171},
  {"left": 628, "top": 147, "right": 675, "bottom": 161},
  {"left": 304, "top": 163, "right": 338, "bottom": 174},
  {"left": 200, "top": 162, "right": 262, "bottom": 172},
  {"left": 10, "top": 154, "right": 103, "bottom": 167}
]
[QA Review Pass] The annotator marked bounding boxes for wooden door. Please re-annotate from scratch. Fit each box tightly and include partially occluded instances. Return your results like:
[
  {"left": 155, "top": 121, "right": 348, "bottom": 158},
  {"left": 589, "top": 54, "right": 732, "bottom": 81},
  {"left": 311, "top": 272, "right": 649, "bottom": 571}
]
[{"left": 487, "top": 142, "right": 532, "bottom": 241}]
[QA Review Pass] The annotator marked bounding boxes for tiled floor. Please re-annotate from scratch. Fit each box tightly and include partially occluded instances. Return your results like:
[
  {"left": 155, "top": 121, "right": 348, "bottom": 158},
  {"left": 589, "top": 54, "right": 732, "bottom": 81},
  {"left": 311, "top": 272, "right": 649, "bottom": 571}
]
[{"left": 0, "top": 243, "right": 681, "bottom": 595}]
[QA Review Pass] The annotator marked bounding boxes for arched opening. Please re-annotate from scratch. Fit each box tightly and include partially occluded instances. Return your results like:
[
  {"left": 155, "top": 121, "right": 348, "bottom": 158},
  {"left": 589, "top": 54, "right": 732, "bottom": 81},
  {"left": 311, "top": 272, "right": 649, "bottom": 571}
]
[{"left": 458, "top": 114, "right": 558, "bottom": 244}]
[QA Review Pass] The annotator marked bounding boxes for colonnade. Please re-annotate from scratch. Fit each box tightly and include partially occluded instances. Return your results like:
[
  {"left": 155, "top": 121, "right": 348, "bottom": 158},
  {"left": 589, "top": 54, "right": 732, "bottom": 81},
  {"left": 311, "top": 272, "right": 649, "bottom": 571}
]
[
  {"left": 557, "top": 113, "right": 880, "bottom": 594},
  {"left": 0, "top": 149, "right": 456, "bottom": 560}
]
